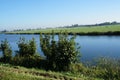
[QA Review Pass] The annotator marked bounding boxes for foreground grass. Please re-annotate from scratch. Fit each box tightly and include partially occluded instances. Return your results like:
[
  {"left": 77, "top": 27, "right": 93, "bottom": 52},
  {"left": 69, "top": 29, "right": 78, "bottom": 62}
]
[
  {"left": 0, "top": 63, "right": 102, "bottom": 80},
  {"left": 8, "top": 25, "right": 120, "bottom": 34}
]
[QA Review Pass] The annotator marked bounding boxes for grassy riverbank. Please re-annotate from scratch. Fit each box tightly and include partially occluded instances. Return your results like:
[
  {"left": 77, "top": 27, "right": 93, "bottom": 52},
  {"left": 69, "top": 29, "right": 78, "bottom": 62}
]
[
  {"left": 7, "top": 25, "right": 120, "bottom": 35},
  {"left": 1, "top": 58, "right": 120, "bottom": 80},
  {"left": 0, "top": 63, "right": 102, "bottom": 80}
]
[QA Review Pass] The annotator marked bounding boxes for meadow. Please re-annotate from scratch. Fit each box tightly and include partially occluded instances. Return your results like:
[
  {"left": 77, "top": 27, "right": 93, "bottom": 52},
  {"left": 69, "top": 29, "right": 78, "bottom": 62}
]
[{"left": 8, "top": 24, "right": 120, "bottom": 34}]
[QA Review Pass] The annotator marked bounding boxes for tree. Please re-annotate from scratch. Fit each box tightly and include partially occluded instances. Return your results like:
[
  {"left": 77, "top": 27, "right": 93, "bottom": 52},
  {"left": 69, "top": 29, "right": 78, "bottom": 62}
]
[
  {"left": 0, "top": 39, "right": 12, "bottom": 63},
  {"left": 16, "top": 37, "right": 36, "bottom": 57},
  {"left": 56, "top": 33, "right": 80, "bottom": 71},
  {"left": 40, "top": 32, "right": 80, "bottom": 71},
  {"left": 28, "top": 38, "right": 37, "bottom": 56}
]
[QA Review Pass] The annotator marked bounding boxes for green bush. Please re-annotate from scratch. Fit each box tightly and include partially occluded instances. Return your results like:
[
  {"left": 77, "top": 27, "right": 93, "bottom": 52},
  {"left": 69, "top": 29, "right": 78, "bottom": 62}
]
[
  {"left": 13, "top": 37, "right": 45, "bottom": 68},
  {"left": 0, "top": 39, "right": 12, "bottom": 63},
  {"left": 40, "top": 32, "right": 80, "bottom": 71},
  {"left": 16, "top": 37, "right": 36, "bottom": 57},
  {"left": 11, "top": 55, "right": 43, "bottom": 68}
]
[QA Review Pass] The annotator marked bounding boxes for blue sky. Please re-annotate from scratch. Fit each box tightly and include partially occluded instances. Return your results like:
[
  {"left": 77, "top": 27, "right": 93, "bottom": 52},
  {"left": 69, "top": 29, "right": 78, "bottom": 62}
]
[{"left": 0, "top": 0, "right": 120, "bottom": 30}]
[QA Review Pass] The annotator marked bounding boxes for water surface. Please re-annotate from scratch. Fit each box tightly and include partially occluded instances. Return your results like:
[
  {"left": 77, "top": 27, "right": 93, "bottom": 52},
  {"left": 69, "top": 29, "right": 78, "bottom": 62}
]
[{"left": 0, "top": 34, "right": 120, "bottom": 62}]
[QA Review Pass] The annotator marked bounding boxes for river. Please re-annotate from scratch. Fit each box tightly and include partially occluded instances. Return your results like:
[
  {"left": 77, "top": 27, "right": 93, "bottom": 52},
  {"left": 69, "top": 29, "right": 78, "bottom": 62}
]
[{"left": 0, "top": 34, "right": 120, "bottom": 62}]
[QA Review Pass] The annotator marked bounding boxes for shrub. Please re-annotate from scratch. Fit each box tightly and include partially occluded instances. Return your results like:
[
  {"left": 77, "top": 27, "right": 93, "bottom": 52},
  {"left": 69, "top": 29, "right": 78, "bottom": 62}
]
[
  {"left": 13, "top": 37, "right": 44, "bottom": 68},
  {"left": 0, "top": 39, "right": 12, "bottom": 63},
  {"left": 11, "top": 55, "right": 43, "bottom": 68},
  {"left": 40, "top": 31, "right": 80, "bottom": 71},
  {"left": 16, "top": 37, "right": 36, "bottom": 57}
]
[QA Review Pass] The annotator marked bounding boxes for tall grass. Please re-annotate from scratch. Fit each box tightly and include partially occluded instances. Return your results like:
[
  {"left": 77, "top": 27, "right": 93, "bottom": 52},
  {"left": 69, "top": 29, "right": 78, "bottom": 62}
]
[
  {"left": 69, "top": 57, "right": 120, "bottom": 80},
  {"left": 0, "top": 63, "right": 103, "bottom": 80}
]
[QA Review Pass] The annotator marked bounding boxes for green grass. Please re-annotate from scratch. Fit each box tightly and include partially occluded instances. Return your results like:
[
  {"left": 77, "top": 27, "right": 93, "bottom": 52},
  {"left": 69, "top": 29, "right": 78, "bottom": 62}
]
[
  {"left": 0, "top": 58, "right": 119, "bottom": 80},
  {"left": 0, "top": 63, "right": 102, "bottom": 80},
  {"left": 8, "top": 25, "right": 120, "bottom": 34}
]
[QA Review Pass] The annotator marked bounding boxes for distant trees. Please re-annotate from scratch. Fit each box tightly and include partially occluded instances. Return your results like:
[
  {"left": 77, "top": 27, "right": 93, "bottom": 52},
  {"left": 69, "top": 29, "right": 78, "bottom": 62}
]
[
  {"left": 1, "top": 30, "right": 8, "bottom": 33},
  {"left": 61, "top": 21, "right": 120, "bottom": 28},
  {"left": 40, "top": 32, "right": 80, "bottom": 71}
]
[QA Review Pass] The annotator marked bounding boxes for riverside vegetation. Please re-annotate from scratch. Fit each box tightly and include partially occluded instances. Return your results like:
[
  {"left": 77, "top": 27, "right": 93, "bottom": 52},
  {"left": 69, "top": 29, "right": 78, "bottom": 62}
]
[{"left": 0, "top": 32, "right": 120, "bottom": 80}]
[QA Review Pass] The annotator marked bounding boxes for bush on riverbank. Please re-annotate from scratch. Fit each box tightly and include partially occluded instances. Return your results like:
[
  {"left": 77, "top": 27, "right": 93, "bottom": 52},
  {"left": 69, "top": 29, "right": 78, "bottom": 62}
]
[
  {"left": 0, "top": 39, "right": 12, "bottom": 63},
  {"left": 16, "top": 37, "right": 36, "bottom": 57},
  {"left": 40, "top": 31, "right": 80, "bottom": 71}
]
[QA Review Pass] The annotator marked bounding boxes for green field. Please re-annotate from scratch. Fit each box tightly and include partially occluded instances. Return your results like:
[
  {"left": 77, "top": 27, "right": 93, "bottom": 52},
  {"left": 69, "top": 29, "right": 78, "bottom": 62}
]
[
  {"left": 0, "top": 63, "right": 102, "bottom": 80},
  {"left": 8, "top": 25, "right": 120, "bottom": 34}
]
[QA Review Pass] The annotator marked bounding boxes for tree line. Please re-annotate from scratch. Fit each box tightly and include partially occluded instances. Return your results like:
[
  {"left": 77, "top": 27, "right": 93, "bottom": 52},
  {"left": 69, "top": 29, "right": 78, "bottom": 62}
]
[{"left": 62, "top": 21, "right": 120, "bottom": 28}]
